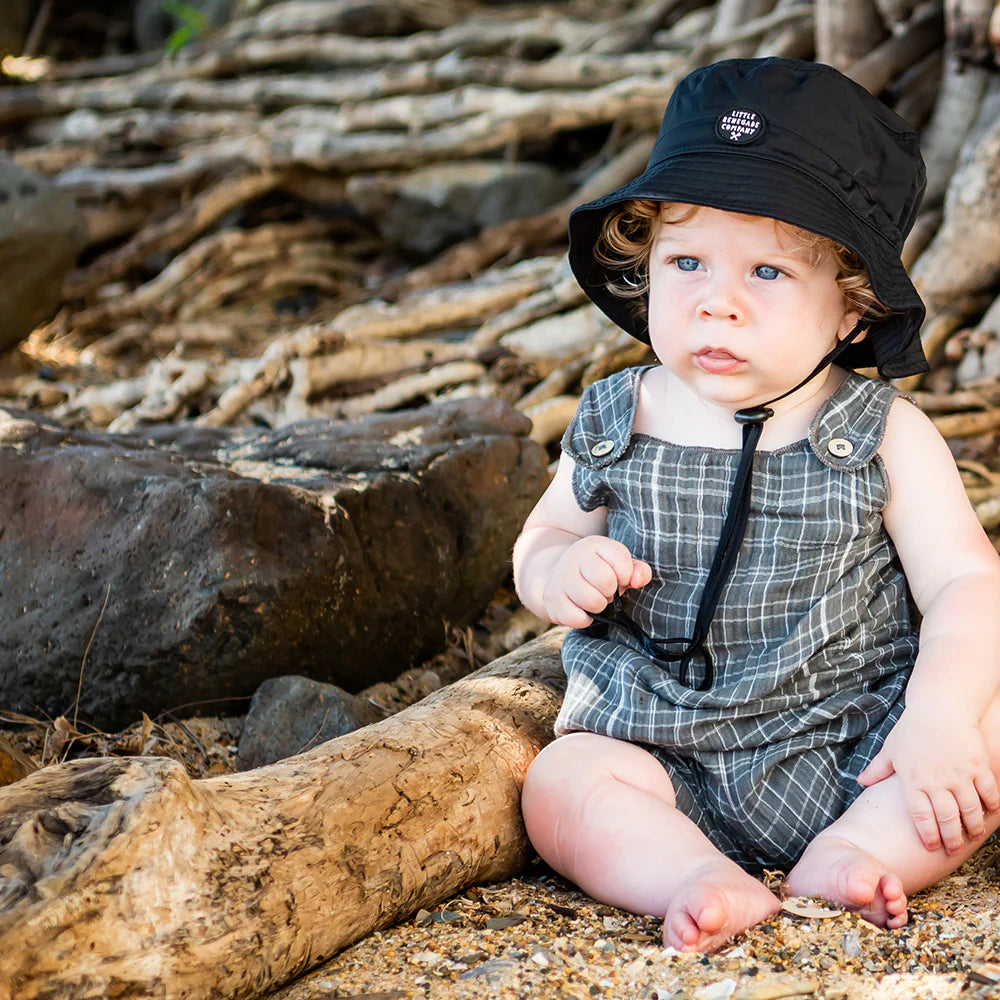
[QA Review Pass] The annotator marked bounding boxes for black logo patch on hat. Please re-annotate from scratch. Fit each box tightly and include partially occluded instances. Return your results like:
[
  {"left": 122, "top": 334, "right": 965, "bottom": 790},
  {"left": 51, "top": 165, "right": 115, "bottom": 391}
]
[{"left": 716, "top": 108, "right": 764, "bottom": 144}]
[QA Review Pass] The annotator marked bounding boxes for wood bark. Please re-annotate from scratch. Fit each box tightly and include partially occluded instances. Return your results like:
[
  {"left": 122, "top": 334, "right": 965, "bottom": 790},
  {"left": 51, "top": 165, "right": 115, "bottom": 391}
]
[
  {"left": 845, "top": 3, "right": 943, "bottom": 95},
  {"left": 217, "top": 0, "right": 475, "bottom": 42},
  {"left": 711, "top": 0, "right": 778, "bottom": 55},
  {"left": 0, "top": 628, "right": 568, "bottom": 1000},
  {"left": 64, "top": 169, "right": 301, "bottom": 300},
  {"left": 918, "top": 0, "right": 991, "bottom": 208},
  {"left": 381, "top": 133, "right": 656, "bottom": 301},
  {"left": 49, "top": 77, "right": 669, "bottom": 202},
  {"left": 911, "top": 85, "right": 1000, "bottom": 303},
  {"left": 0, "top": 53, "right": 682, "bottom": 129},
  {"left": 815, "top": 0, "right": 888, "bottom": 69},
  {"left": 947, "top": 0, "right": 996, "bottom": 64}
]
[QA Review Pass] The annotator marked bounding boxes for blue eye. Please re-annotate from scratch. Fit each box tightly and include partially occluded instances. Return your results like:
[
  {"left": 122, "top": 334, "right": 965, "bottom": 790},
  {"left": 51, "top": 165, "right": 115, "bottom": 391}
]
[
  {"left": 755, "top": 264, "right": 781, "bottom": 280},
  {"left": 676, "top": 257, "right": 700, "bottom": 272}
]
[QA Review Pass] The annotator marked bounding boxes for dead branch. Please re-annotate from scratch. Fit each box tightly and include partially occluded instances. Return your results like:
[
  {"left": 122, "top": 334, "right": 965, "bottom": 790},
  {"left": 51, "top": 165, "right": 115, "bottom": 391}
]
[
  {"left": 287, "top": 340, "right": 479, "bottom": 402},
  {"left": 845, "top": 2, "right": 943, "bottom": 95},
  {"left": 498, "top": 305, "right": 620, "bottom": 379},
  {"left": 384, "top": 133, "right": 657, "bottom": 301},
  {"left": 141, "top": 14, "right": 606, "bottom": 79},
  {"left": 523, "top": 394, "right": 582, "bottom": 447},
  {"left": 0, "top": 630, "right": 567, "bottom": 1000},
  {"left": 472, "top": 263, "right": 588, "bottom": 348},
  {"left": 907, "top": 5, "right": 988, "bottom": 207},
  {"left": 891, "top": 48, "right": 944, "bottom": 127},
  {"left": 194, "top": 258, "right": 564, "bottom": 427},
  {"left": 65, "top": 169, "right": 301, "bottom": 299},
  {"left": 218, "top": 0, "right": 477, "bottom": 42},
  {"left": 931, "top": 408, "right": 1000, "bottom": 437},
  {"left": 107, "top": 362, "right": 213, "bottom": 432},
  {"left": 569, "top": 0, "right": 689, "bottom": 55},
  {"left": 910, "top": 384, "right": 1000, "bottom": 411},
  {"left": 816, "top": 0, "right": 889, "bottom": 69},
  {"left": 947, "top": 0, "right": 996, "bottom": 63},
  {"left": 711, "top": 0, "right": 778, "bottom": 55},
  {"left": 332, "top": 360, "right": 489, "bottom": 420},
  {"left": 60, "top": 219, "right": 344, "bottom": 337},
  {"left": 20, "top": 107, "right": 258, "bottom": 151},
  {"left": 752, "top": 0, "right": 817, "bottom": 59},
  {"left": 3, "top": 52, "right": 683, "bottom": 131},
  {"left": 78, "top": 322, "right": 245, "bottom": 363},
  {"left": 911, "top": 93, "right": 1000, "bottom": 303},
  {"left": 51, "top": 77, "right": 669, "bottom": 199}
]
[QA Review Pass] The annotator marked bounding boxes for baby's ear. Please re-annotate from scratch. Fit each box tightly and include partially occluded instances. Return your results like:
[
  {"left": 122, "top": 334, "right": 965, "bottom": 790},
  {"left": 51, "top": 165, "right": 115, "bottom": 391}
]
[{"left": 838, "top": 311, "right": 867, "bottom": 342}]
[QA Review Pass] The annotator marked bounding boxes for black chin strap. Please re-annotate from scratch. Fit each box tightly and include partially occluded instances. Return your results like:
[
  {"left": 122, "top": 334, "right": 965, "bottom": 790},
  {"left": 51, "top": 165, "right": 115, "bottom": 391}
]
[{"left": 663, "top": 321, "right": 867, "bottom": 690}]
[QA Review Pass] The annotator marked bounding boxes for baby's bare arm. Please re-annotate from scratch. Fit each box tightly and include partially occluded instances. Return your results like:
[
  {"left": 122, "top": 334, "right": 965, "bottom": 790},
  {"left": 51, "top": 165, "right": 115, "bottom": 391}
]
[
  {"left": 513, "top": 456, "right": 651, "bottom": 627},
  {"left": 862, "top": 398, "right": 1000, "bottom": 852}
]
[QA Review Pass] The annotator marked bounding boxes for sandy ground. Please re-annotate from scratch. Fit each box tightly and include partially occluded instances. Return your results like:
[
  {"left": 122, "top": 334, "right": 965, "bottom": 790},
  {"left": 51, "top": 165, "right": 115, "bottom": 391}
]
[{"left": 266, "top": 844, "right": 1000, "bottom": 1000}]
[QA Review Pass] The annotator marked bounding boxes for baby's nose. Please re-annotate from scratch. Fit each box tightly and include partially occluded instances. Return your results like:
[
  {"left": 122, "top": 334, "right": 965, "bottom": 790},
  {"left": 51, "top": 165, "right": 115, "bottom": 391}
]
[{"left": 697, "top": 280, "right": 744, "bottom": 322}]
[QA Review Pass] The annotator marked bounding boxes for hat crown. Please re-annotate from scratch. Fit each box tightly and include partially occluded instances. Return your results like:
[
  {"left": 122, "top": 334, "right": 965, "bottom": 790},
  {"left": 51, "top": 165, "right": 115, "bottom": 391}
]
[{"left": 651, "top": 58, "right": 925, "bottom": 249}]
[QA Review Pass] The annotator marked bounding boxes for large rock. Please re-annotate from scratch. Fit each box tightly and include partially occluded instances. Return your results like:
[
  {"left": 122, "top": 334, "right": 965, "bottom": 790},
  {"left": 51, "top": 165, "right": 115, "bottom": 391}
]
[
  {"left": 0, "top": 157, "right": 85, "bottom": 351},
  {"left": 236, "top": 674, "right": 387, "bottom": 770},
  {"left": 0, "top": 399, "right": 548, "bottom": 729}
]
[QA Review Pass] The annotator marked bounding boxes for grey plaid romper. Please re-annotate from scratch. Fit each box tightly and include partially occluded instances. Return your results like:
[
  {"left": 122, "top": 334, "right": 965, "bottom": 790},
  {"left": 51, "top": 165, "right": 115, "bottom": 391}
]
[{"left": 555, "top": 367, "right": 920, "bottom": 871}]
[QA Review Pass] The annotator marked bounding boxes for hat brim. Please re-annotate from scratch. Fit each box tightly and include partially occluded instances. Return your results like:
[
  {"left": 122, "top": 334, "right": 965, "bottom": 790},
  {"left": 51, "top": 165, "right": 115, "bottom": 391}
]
[{"left": 569, "top": 150, "right": 928, "bottom": 378}]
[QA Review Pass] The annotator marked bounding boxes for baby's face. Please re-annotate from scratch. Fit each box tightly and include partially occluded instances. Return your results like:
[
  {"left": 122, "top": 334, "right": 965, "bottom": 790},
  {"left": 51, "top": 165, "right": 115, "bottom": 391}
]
[{"left": 646, "top": 205, "right": 861, "bottom": 412}]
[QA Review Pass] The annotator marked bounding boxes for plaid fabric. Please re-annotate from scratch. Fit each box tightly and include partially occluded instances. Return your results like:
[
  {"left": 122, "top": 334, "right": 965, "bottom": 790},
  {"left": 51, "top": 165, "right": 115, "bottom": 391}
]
[{"left": 555, "top": 367, "right": 919, "bottom": 869}]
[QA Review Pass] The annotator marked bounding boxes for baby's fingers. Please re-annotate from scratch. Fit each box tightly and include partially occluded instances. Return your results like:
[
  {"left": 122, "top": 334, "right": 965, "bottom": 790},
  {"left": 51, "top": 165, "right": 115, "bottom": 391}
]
[
  {"left": 545, "top": 590, "right": 603, "bottom": 629},
  {"left": 905, "top": 788, "right": 947, "bottom": 853},
  {"left": 591, "top": 538, "right": 648, "bottom": 593},
  {"left": 924, "top": 785, "right": 988, "bottom": 854},
  {"left": 955, "top": 783, "right": 988, "bottom": 842},
  {"left": 928, "top": 789, "right": 968, "bottom": 854},
  {"left": 628, "top": 559, "right": 652, "bottom": 592},
  {"left": 975, "top": 770, "right": 1000, "bottom": 815}
]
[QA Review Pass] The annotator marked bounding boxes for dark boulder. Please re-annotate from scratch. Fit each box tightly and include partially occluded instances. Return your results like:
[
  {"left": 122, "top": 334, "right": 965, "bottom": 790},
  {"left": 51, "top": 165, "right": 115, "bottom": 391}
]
[
  {"left": 0, "top": 400, "right": 548, "bottom": 728},
  {"left": 0, "top": 157, "right": 85, "bottom": 351},
  {"left": 236, "top": 674, "right": 387, "bottom": 770}
]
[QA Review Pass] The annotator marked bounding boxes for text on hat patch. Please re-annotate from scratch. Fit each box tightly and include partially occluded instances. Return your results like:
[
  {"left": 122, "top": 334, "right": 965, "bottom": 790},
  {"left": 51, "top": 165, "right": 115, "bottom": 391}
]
[{"left": 716, "top": 108, "right": 764, "bottom": 144}]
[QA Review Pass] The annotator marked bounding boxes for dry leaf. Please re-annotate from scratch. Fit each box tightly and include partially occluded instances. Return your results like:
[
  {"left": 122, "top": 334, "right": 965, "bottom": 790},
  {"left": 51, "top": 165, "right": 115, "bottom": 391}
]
[{"left": 780, "top": 897, "right": 844, "bottom": 919}]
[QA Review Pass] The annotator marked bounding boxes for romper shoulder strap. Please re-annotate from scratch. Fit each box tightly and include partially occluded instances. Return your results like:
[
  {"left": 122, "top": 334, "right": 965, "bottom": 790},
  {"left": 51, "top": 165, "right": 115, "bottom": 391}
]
[
  {"left": 561, "top": 366, "right": 649, "bottom": 468},
  {"left": 808, "top": 372, "right": 903, "bottom": 471}
]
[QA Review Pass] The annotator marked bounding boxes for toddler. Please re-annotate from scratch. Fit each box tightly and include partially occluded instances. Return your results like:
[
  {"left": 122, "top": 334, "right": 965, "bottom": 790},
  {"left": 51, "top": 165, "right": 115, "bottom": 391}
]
[{"left": 513, "top": 58, "right": 1000, "bottom": 952}]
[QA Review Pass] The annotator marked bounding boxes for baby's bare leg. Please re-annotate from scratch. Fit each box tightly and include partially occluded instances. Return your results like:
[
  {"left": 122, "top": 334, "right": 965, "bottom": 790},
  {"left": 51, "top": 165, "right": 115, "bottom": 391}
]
[
  {"left": 787, "top": 701, "right": 1000, "bottom": 927},
  {"left": 521, "top": 732, "right": 780, "bottom": 951}
]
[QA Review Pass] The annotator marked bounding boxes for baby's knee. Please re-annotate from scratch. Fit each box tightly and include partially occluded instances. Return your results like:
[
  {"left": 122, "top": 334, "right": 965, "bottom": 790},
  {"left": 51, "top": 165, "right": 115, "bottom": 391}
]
[
  {"left": 521, "top": 731, "right": 674, "bottom": 830},
  {"left": 522, "top": 733, "right": 597, "bottom": 821}
]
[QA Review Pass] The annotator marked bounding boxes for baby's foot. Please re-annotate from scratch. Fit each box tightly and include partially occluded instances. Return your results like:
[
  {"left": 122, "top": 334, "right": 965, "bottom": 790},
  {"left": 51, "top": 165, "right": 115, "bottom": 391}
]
[
  {"left": 785, "top": 834, "right": 907, "bottom": 929},
  {"left": 663, "top": 858, "right": 781, "bottom": 953}
]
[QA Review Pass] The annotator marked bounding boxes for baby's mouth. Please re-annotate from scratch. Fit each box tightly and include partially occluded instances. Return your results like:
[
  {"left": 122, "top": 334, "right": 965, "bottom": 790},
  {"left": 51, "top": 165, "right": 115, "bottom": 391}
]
[{"left": 695, "top": 347, "right": 746, "bottom": 374}]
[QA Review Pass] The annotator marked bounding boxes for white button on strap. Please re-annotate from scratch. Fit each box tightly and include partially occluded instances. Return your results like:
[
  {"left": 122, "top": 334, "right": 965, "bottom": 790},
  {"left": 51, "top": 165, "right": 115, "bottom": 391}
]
[
  {"left": 591, "top": 439, "right": 615, "bottom": 457},
  {"left": 827, "top": 437, "right": 854, "bottom": 458}
]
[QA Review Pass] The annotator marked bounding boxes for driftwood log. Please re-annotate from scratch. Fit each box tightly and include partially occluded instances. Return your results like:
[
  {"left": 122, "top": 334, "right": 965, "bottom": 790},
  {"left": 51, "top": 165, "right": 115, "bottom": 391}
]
[{"left": 0, "top": 628, "right": 567, "bottom": 1000}]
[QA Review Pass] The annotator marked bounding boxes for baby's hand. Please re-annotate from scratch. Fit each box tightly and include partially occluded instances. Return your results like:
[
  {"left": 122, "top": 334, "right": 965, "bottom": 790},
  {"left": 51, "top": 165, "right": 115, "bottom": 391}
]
[
  {"left": 858, "top": 706, "right": 1000, "bottom": 855},
  {"left": 540, "top": 536, "right": 651, "bottom": 629}
]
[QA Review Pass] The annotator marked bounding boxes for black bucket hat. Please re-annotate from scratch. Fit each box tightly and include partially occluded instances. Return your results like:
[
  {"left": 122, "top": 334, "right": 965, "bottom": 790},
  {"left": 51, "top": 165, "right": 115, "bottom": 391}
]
[{"left": 568, "top": 57, "right": 928, "bottom": 378}]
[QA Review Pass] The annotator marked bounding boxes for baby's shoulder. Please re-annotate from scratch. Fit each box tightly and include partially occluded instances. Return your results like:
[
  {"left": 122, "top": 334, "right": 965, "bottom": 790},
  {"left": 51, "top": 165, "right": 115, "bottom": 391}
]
[
  {"left": 808, "top": 372, "right": 902, "bottom": 471},
  {"left": 561, "top": 366, "right": 651, "bottom": 468}
]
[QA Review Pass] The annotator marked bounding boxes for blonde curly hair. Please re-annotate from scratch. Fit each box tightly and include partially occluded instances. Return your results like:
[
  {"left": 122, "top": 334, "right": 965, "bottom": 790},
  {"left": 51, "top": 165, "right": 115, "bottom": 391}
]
[{"left": 596, "top": 199, "right": 890, "bottom": 327}]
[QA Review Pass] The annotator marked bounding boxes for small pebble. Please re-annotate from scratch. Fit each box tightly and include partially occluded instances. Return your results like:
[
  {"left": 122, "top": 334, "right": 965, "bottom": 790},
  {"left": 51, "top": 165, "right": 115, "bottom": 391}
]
[{"left": 840, "top": 931, "right": 863, "bottom": 958}]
